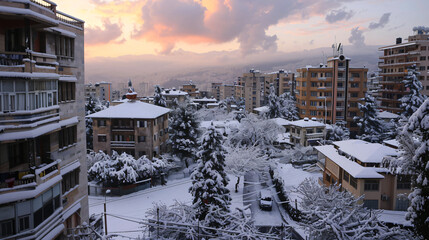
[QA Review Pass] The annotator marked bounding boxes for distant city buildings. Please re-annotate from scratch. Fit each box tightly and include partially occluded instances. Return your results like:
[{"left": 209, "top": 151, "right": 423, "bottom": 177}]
[
  {"left": 85, "top": 81, "right": 112, "bottom": 102},
  {"left": 211, "top": 83, "right": 244, "bottom": 101},
  {"left": 0, "top": 0, "right": 88, "bottom": 239},
  {"left": 237, "top": 69, "right": 294, "bottom": 112},
  {"left": 295, "top": 52, "right": 368, "bottom": 136},
  {"left": 180, "top": 81, "right": 199, "bottom": 97},
  {"left": 378, "top": 28, "right": 429, "bottom": 113},
  {"left": 161, "top": 88, "right": 188, "bottom": 107}
]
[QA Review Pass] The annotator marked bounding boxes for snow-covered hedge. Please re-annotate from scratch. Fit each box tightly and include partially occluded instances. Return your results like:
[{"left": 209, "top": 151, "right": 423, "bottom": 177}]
[{"left": 87, "top": 151, "right": 171, "bottom": 187}]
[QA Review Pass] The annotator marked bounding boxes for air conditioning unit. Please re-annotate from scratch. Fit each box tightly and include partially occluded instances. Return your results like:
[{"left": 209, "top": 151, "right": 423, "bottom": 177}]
[{"left": 381, "top": 194, "right": 389, "bottom": 201}]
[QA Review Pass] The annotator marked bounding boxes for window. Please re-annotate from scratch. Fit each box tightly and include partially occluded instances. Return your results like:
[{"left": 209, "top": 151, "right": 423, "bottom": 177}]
[
  {"left": 421, "top": 46, "right": 427, "bottom": 51},
  {"left": 137, "top": 120, "right": 147, "bottom": 128},
  {"left": 420, "top": 66, "right": 426, "bottom": 71},
  {"left": 311, "top": 73, "right": 317, "bottom": 78},
  {"left": 310, "top": 101, "right": 317, "bottom": 106},
  {"left": 350, "top": 176, "right": 357, "bottom": 189},
  {"left": 5, "top": 28, "right": 24, "bottom": 52},
  {"left": 59, "top": 125, "right": 77, "bottom": 149},
  {"left": 350, "top": 93, "right": 358, "bottom": 98},
  {"left": 301, "top": 100, "right": 306, "bottom": 106},
  {"left": 316, "top": 128, "right": 323, "bottom": 133},
  {"left": 302, "top": 82, "right": 307, "bottom": 87},
  {"left": 55, "top": 35, "right": 74, "bottom": 58},
  {"left": 98, "top": 120, "right": 106, "bottom": 127},
  {"left": 138, "top": 136, "right": 146, "bottom": 142},
  {"left": 364, "top": 180, "right": 379, "bottom": 191},
  {"left": 0, "top": 219, "right": 14, "bottom": 237},
  {"left": 18, "top": 216, "right": 30, "bottom": 232},
  {"left": 311, "top": 82, "right": 318, "bottom": 87},
  {"left": 420, "top": 56, "right": 426, "bottom": 61},
  {"left": 59, "top": 82, "right": 75, "bottom": 102},
  {"left": 351, "top": 83, "right": 359, "bottom": 88},
  {"left": 62, "top": 169, "right": 80, "bottom": 194},
  {"left": 310, "top": 110, "right": 317, "bottom": 116},
  {"left": 397, "top": 175, "right": 411, "bottom": 189},
  {"left": 363, "top": 200, "right": 378, "bottom": 209},
  {"left": 98, "top": 135, "right": 106, "bottom": 142},
  {"left": 343, "top": 171, "right": 350, "bottom": 182},
  {"left": 395, "top": 198, "right": 409, "bottom": 211},
  {"left": 311, "top": 91, "right": 317, "bottom": 96},
  {"left": 306, "top": 129, "right": 314, "bottom": 134},
  {"left": 350, "top": 102, "right": 358, "bottom": 108},
  {"left": 302, "top": 91, "right": 307, "bottom": 96},
  {"left": 351, "top": 73, "right": 360, "bottom": 78},
  {"left": 325, "top": 72, "right": 332, "bottom": 77},
  {"left": 154, "top": 134, "right": 157, "bottom": 141}
]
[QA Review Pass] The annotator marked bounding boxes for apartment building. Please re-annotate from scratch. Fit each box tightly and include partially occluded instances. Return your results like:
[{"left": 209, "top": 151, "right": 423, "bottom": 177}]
[
  {"left": 88, "top": 97, "right": 170, "bottom": 159},
  {"left": 315, "top": 140, "right": 411, "bottom": 210},
  {"left": 161, "top": 88, "right": 188, "bottom": 108},
  {"left": 84, "top": 81, "right": 112, "bottom": 102},
  {"left": 288, "top": 118, "right": 326, "bottom": 146},
  {"left": 238, "top": 69, "right": 294, "bottom": 112},
  {"left": 180, "top": 81, "right": 199, "bottom": 97},
  {"left": 296, "top": 55, "right": 367, "bottom": 136},
  {"left": 0, "top": 1, "right": 88, "bottom": 239},
  {"left": 378, "top": 29, "right": 429, "bottom": 113}
]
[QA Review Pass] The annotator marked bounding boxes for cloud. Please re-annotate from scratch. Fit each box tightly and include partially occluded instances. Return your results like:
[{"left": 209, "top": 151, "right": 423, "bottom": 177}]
[
  {"left": 132, "top": 0, "right": 352, "bottom": 55},
  {"left": 348, "top": 27, "right": 365, "bottom": 47},
  {"left": 325, "top": 8, "right": 354, "bottom": 23},
  {"left": 368, "top": 13, "right": 391, "bottom": 29},
  {"left": 85, "top": 19, "right": 123, "bottom": 45}
]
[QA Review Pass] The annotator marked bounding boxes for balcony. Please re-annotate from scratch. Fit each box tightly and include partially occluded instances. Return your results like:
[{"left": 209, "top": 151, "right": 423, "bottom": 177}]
[
  {"left": 56, "top": 10, "right": 84, "bottom": 29},
  {"left": 378, "top": 61, "right": 418, "bottom": 68},
  {"left": 0, "top": 159, "right": 59, "bottom": 191},
  {"left": 0, "top": 50, "right": 58, "bottom": 74},
  {"left": 379, "top": 51, "right": 420, "bottom": 59},
  {"left": 379, "top": 72, "right": 407, "bottom": 76},
  {"left": 111, "top": 141, "right": 135, "bottom": 148}
]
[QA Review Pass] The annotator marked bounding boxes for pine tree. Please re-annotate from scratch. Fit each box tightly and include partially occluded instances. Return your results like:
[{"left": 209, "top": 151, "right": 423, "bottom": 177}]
[
  {"left": 324, "top": 121, "right": 350, "bottom": 143},
  {"left": 264, "top": 85, "right": 282, "bottom": 119},
  {"left": 353, "top": 94, "right": 385, "bottom": 142},
  {"left": 189, "top": 124, "right": 231, "bottom": 226},
  {"left": 279, "top": 92, "right": 299, "bottom": 121},
  {"left": 400, "top": 64, "right": 427, "bottom": 118},
  {"left": 169, "top": 104, "right": 199, "bottom": 167},
  {"left": 400, "top": 98, "right": 429, "bottom": 238},
  {"left": 153, "top": 85, "right": 167, "bottom": 107}
]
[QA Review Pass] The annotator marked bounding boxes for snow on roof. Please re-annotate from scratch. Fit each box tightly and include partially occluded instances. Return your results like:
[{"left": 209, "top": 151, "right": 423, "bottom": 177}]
[
  {"left": 289, "top": 119, "right": 325, "bottom": 128},
  {"left": 271, "top": 118, "right": 291, "bottom": 126},
  {"left": 87, "top": 101, "right": 170, "bottom": 119},
  {"left": 161, "top": 89, "right": 188, "bottom": 96},
  {"left": 207, "top": 103, "right": 219, "bottom": 106},
  {"left": 315, "top": 145, "right": 384, "bottom": 179},
  {"left": 45, "top": 27, "right": 76, "bottom": 38},
  {"left": 379, "top": 42, "right": 417, "bottom": 50},
  {"left": 378, "top": 210, "right": 412, "bottom": 227},
  {"left": 276, "top": 133, "right": 291, "bottom": 144},
  {"left": 332, "top": 139, "right": 398, "bottom": 163},
  {"left": 253, "top": 106, "right": 268, "bottom": 112},
  {"left": 383, "top": 139, "right": 399, "bottom": 148},
  {"left": 200, "top": 120, "right": 239, "bottom": 129},
  {"left": 192, "top": 98, "right": 217, "bottom": 102},
  {"left": 377, "top": 111, "right": 399, "bottom": 119},
  {"left": 59, "top": 75, "right": 77, "bottom": 82}
]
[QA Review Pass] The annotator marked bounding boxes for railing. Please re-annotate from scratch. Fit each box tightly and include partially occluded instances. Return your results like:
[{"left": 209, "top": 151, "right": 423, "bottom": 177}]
[
  {"left": 35, "top": 160, "right": 59, "bottom": 183},
  {"left": 30, "top": 0, "right": 56, "bottom": 11},
  {"left": 0, "top": 52, "right": 28, "bottom": 66},
  {"left": 111, "top": 141, "right": 135, "bottom": 147},
  {"left": 56, "top": 10, "right": 84, "bottom": 28},
  {"left": 380, "top": 51, "right": 420, "bottom": 58},
  {"left": 0, "top": 170, "right": 36, "bottom": 189},
  {"left": 380, "top": 72, "right": 406, "bottom": 75}
]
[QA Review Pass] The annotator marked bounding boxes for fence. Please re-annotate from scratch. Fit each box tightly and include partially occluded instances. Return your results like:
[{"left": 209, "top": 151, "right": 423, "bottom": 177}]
[{"left": 88, "top": 179, "right": 151, "bottom": 196}]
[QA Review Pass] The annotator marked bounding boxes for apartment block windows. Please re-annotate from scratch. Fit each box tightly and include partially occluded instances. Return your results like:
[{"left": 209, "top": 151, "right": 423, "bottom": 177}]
[
  {"left": 34, "top": 184, "right": 61, "bottom": 227},
  {"left": 302, "top": 82, "right": 307, "bottom": 87},
  {"left": 419, "top": 66, "right": 426, "bottom": 71},
  {"left": 55, "top": 35, "right": 74, "bottom": 58},
  {"left": 351, "top": 83, "right": 359, "bottom": 88},
  {"left": 397, "top": 175, "right": 412, "bottom": 189},
  {"left": 350, "top": 176, "right": 357, "bottom": 189},
  {"left": 97, "top": 120, "right": 106, "bottom": 127},
  {"left": 325, "top": 72, "right": 333, "bottom": 77},
  {"left": 138, "top": 136, "right": 146, "bottom": 142},
  {"left": 364, "top": 179, "right": 379, "bottom": 191},
  {"left": 351, "top": 73, "right": 360, "bottom": 78},
  {"left": 343, "top": 171, "right": 350, "bottom": 182},
  {"left": 137, "top": 120, "right": 147, "bottom": 128},
  {"left": 311, "top": 82, "right": 318, "bottom": 87},
  {"left": 420, "top": 56, "right": 426, "bottom": 61},
  {"left": 62, "top": 168, "right": 80, "bottom": 194},
  {"left": 311, "top": 73, "right": 317, "bottom": 78},
  {"left": 350, "top": 93, "right": 359, "bottom": 98},
  {"left": 311, "top": 91, "right": 317, "bottom": 96},
  {"left": 310, "top": 110, "right": 317, "bottom": 116},
  {"left": 59, "top": 125, "right": 77, "bottom": 149},
  {"left": 5, "top": 28, "right": 25, "bottom": 52},
  {"left": 98, "top": 135, "right": 106, "bottom": 142},
  {"left": 59, "top": 82, "right": 75, "bottom": 102}
]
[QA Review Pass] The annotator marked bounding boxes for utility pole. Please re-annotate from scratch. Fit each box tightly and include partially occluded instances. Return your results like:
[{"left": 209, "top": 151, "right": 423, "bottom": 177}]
[
  {"left": 157, "top": 207, "right": 160, "bottom": 239},
  {"left": 104, "top": 189, "right": 111, "bottom": 236}
]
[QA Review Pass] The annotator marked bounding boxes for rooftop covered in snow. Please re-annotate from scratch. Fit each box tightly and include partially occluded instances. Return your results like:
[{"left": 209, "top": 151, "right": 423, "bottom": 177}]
[
  {"left": 332, "top": 139, "right": 398, "bottom": 163},
  {"left": 271, "top": 118, "right": 291, "bottom": 127},
  {"left": 315, "top": 145, "right": 384, "bottom": 179},
  {"left": 377, "top": 111, "right": 399, "bottom": 119},
  {"left": 87, "top": 100, "right": 170, "bottom": 119},
  {"left": 161, "top": 89, "right": 188, "bottom": 96},
  {"left": 289, "top": 118, "right": 325, "bottom": 128}
]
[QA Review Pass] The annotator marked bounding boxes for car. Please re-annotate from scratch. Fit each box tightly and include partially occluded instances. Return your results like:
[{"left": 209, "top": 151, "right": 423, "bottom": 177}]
[{"left": 258, "top": 189, "right": 273, "bottom": 211}]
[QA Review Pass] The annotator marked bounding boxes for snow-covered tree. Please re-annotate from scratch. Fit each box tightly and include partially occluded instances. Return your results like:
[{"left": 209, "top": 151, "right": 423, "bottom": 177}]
[
  {"left": 265, "top": 85, "right": 282, "bottom": 119},
  {"left": 384, "top": 98, "right": 429, "bottom": 238},
  {"left": 324, "top": 121, "right": 350, "bottom": 143},
  {"left": 85, "top": 96, "right": 107, "bottom": 149},
  {"left": 189, "top": 124, "right": 231, "bottom": 225},
  {"left": 354, "top": 94, "right": 385, "bottom": 142},
  {"left": 228, "top": 115, "right": 284, "bottom": 148},
  {"left": 296, "top": 179, "right": 412, "bottom": 240},
  {"left": 400, "top": 64, "right": 427, "bottom": 118},
  {"left": 153, "top": 85, "right": 167, "bottom": 107},
  {"left": 225, "top": 144, "right": 270, "bottom": 192},
  {"left": 280, "top": 145, "right": 317, "bottom": 165},
  {"left": 169, "top": 104, "right": 199, "bottom": 168},
  {"left": 279, "top": 92, "right": 299, "bottom": 121}
]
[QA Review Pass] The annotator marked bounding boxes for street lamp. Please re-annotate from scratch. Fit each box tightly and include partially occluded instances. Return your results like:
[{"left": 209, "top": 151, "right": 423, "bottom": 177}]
[
  {"left": 318, "top": 96, "right": 327, "bottom": 124},
  {"left": 104, "top": 189, "right": 111, "bottom": 236}
]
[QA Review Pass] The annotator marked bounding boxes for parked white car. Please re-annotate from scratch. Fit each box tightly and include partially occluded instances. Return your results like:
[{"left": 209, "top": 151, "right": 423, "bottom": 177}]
[{"left": 258, "top": 189, "right": 273, "bottom": 211}]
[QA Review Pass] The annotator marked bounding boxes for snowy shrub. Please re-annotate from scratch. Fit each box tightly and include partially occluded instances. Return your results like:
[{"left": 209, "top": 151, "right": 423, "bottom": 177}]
[
  {"left": 280, "top": 145, "right": 317, "bottom": 165},
  {"left": 323, "top": 121, "right": 350, "bottom": 144},
  {"left": 295, "top": 179, "right": 413, "bottom": 240},
  {"left": 88, "top": 151, "right": 171, "bottom": 187}
]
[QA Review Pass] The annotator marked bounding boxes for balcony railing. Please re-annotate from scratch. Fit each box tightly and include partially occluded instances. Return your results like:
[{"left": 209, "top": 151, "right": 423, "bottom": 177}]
[
  {"left": 56, "top": 10, "right": 84, "bottom": 29},
  {"left": 30, "top": 0, "right": 57, "bottom": 11},
  {"left": 0, "top": 52, "right": 28, "bottom": 66}
]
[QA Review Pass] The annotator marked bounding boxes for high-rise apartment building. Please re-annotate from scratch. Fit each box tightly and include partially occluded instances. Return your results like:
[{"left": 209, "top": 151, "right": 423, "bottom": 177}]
[
  {"left": 0, "top": 1, "right": 88, "bottom": 239},
  {"left": 296, "top": 55, "right": 367, "bottom": 136},
  {"left": 378, "top": 28, "right": 429, "bottom": 113},
  {"left": 180, "top": 81, "right": 199, "bottom": 97},
  {"left": 238, "top": 70, "right": 294, "bottom": 112},
  {"left": 84, "top": 81, "right": 112, "bottom": 102}
]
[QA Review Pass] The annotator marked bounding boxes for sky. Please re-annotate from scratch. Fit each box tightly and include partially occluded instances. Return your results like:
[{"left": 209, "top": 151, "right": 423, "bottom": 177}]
[
  {"left": 58, "top": 0, "right": 428, "bottom": 59},
  {"left": 55, "top": 0, "right": 429, "bottom": 86}
]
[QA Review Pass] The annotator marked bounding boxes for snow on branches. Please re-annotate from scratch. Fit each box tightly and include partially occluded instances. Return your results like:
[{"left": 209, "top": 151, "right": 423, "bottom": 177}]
[
  {"left": 354, "top": 94, "right": 385, "bottom": 143},
  {"left": 154, "top": 85, "right": 167, "bottom": 107},
  {"left": 400, "top": 65, "right": 427, "bottom": 118},
  {"left": 264, "top": 85, "right": 299, "bottom": 121},
  {"left": 295, "top": 179, "right": 412, "bottom": 240}
]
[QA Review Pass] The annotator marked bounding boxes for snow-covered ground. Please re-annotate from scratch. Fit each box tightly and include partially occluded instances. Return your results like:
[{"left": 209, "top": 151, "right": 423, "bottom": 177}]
[{"left": 89, "top": 175, "right": 243, "bottom": 239}]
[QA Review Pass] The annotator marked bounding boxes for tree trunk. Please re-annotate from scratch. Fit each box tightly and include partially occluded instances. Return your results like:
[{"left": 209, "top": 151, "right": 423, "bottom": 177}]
[{"left": 235, "top": 176, "right": 240, "bottom": 193}]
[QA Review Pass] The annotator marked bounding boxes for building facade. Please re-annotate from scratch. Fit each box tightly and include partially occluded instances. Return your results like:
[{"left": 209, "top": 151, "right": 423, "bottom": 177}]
[
  {"left": 316, "top": 140, "right": 411, "bottom": 211},
  {"left": 296, "top": 56, "right": 367, "bottom": 136},
  {"left": 89, "top": 100, "right": 170, "bottom": 159},
  {"left": 180, "top": 81, "right": 199, "bottom": 98},
  {"left": 378, "top": 29, "right": 429, "bottom": 113},
  {"left": 238, "top": 69, "right": 294, "bottom": 113},
  {"left": 84, "top": 81, "right": 112, "bottom": 102},
  {"left": 161, "top": 88, "right": 188, "bottom": 108},
  {"left": 0, "top": 1, "right": 88, "bottom": 239},
  {"left": 288, "top": 118, "right": 326, "bottom": 146}
]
